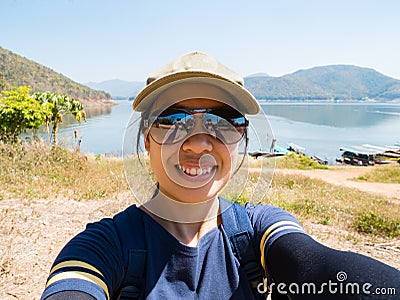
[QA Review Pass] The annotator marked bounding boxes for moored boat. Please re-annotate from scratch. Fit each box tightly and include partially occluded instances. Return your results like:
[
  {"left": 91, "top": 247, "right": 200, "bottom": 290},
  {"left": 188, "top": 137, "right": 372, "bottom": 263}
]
[
  {"left": 338, "top": 143, "right": 400, "bottom": 166},
  {"left": 338, "top": 146, "right": 376, "bottom": 166}
]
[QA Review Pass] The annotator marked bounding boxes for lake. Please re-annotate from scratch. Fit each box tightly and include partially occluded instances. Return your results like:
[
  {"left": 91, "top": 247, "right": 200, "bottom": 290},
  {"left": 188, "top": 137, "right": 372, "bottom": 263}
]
[{"left": 56, "top": 100, "right": 400, "bottom": 163}]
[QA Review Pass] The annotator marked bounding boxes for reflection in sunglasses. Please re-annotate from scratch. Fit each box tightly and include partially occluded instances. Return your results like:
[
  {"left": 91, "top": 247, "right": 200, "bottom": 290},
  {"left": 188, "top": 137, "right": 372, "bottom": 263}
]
[{"left": 146, "top": 108, "right": 248, "bottom": 145}]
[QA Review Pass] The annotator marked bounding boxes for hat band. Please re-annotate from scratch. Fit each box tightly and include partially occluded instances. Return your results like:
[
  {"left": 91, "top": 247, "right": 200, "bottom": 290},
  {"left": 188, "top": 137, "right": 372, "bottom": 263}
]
[{"left": 150, "top": 82, "right": 236, "bottom": 112}]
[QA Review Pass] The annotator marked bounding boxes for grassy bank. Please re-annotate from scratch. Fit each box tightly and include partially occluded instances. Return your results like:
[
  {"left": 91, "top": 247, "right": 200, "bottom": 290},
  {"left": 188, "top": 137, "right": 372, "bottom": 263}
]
[
  {"left": 1, "top": 141, "right": 399, "bottom": 238},
  {"left": 275, "top": 152, "right": 329, "bottom": 170},
  {"left": 267, "top": 172, "right": 399, "bottom": 238},
  {"left": 355, "top": 164, "right": 400, "bottom": 184},
  {"left": 0, "top": 141, "right": 129, "bottom": 201}
]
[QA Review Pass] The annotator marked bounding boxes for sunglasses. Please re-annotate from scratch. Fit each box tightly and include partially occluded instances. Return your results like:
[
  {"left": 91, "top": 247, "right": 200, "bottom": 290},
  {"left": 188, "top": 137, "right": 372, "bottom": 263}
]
[{"left": 144, "top": 107, "right": 248, "bottom": 145}]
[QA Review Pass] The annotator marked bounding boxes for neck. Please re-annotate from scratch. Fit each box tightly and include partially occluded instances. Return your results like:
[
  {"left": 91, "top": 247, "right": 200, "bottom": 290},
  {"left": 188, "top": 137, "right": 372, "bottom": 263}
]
[
  {"left": 141, "top": 194, "right": 221, "bottom": 246},
  {"left": 142, "top": 192, "right": 220, "bottom": 223}
]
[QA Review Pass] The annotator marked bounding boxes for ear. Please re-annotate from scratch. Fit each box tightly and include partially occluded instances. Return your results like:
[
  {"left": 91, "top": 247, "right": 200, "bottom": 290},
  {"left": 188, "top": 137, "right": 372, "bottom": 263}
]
[{"left": 144, "top": 130, "right": 150, "bottom": 152}]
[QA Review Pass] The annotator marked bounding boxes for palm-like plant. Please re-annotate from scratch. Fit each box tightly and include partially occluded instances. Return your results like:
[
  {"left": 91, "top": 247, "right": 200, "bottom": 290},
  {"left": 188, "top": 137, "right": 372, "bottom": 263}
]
[{"left": 33, "top": 92, "right": 86, "bottom": 147}]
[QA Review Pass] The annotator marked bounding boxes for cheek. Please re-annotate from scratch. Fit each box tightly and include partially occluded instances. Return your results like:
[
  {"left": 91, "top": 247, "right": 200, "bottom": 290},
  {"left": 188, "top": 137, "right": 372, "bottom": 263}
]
[
  {"left": 147, "top": 142, "right": 176, "bottom": 180},
  {"left": 217, "top": 142, "right": 239, "bottom": 176}
]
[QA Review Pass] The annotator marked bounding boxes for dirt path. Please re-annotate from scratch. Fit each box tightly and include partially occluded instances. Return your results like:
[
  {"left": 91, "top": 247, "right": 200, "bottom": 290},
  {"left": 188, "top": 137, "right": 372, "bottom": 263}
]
[{"left": 276, "top": 166, "right": 400, "bottom": 200}]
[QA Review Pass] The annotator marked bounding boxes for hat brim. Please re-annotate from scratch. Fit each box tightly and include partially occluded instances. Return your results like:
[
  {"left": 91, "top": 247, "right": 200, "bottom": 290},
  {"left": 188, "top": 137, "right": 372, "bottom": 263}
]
[{"left": 132, "top": 71, "right": 260, "bottom": 115}]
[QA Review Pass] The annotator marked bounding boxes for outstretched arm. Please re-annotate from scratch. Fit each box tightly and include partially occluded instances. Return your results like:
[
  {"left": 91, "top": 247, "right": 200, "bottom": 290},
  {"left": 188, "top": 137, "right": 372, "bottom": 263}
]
[{"left": 266, "top": 233, "right": 400, "bottom": 299}]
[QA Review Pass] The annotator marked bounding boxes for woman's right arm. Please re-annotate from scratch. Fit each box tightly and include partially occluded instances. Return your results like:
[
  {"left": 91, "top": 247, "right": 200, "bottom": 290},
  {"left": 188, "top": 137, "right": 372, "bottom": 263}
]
[{"left": 41, "top": 218, "right": 125, "bottom": 300}]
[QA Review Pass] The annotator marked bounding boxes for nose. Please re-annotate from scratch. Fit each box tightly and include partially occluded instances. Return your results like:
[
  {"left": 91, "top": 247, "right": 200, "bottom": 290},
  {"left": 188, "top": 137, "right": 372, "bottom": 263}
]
[
  {"left": 181, "top": 115, "right": 213, "bottom": 153},
  {"left": 181, "top": 133, "right": 213, "bottom": 154}
]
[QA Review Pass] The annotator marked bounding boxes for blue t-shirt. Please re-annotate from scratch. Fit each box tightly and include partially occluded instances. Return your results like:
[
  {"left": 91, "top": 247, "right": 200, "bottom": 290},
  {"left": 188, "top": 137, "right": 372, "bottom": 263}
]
[{"left": 41, "top": 202, "right": 304, "bottom": 300}]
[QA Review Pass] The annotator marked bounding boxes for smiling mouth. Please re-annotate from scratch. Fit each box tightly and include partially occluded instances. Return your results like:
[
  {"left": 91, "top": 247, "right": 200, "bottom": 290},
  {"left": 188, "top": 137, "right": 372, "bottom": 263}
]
[{"left": 177, "top": 165, "right": 216, "bottom": 176}]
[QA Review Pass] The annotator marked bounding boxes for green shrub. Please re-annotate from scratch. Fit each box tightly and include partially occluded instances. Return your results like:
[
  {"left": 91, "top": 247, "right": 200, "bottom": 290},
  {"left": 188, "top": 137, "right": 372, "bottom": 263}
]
[
  {"left": 355, "top": 211, "right": 400, "bottom": 238},
  {"left": 276, "top": 153, "right": 328, "bottom": 170}
]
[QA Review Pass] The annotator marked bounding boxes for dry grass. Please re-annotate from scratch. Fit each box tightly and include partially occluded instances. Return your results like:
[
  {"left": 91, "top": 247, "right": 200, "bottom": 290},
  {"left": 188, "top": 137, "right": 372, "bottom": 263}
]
[
  {"left": 266, "top": 173, "right": 399, "bottom": 238},
  {"left": 355, "top": 163, "right": 400, "bottom": 184},
  {"left": 241, "top": 154, "right": 399, "bottom": 238},
  {"left": 0, "top": 140, "right": 130, "bottom": 201}
]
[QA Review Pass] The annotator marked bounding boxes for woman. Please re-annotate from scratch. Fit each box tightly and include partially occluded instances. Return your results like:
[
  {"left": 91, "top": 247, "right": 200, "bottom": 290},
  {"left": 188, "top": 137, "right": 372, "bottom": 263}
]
[{"left": 41, "top": 52, "right": 399, "bottom": 300}]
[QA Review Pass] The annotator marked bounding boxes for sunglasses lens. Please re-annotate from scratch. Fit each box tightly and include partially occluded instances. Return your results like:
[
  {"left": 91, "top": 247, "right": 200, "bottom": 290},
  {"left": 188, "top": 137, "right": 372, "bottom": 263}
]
[
  {"left": 204, "top": 110, "right": 247, "bottom": 144},
  {"left": 149, "top": 111, "right": 194, "bottom": 144},
  {"left": 148, "top": 108, "right": 247, "bottom": 144}
]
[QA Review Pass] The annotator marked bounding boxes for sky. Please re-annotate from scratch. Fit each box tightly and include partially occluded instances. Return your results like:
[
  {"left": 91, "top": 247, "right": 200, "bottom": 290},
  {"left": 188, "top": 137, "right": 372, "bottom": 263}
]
[{"left": 1, "top": 0, "right": 400, "bottom": 84}]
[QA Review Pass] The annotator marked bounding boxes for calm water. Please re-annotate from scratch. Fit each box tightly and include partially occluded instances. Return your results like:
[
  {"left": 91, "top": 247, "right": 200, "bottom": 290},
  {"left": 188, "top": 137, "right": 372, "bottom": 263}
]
[{"left": 57, "top": 101, "right": 400, "bottom": 163}]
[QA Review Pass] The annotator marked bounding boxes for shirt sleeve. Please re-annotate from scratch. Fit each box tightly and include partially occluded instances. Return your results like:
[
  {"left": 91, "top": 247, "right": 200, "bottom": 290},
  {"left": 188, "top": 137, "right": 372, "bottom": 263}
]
[
  {"left": 41, "top": 217, "right": 125, "bottom": 300},
  {"left": 245, "top": 202, "right": 307, "bottom": 272}
]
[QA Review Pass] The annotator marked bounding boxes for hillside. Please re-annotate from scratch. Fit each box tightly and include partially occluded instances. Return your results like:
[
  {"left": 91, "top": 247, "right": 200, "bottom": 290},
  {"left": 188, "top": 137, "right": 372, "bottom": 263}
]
[
  {"left": 0, "top": 47, "right": 112, "bottom": 103},
  {"left": 4, "top": 45, "right": 399, "bottom": 102},
  {"left": 245, "top": 65, "right": 400, "bottom": 101}
]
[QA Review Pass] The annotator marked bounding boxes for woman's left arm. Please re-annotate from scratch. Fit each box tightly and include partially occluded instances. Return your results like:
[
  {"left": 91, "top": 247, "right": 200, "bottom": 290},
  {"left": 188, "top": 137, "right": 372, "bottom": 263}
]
[
  {"left": 247, "top": 203, "right": 399, "bottom": 299},
  {"left": 266, "top": 232, "right": 400, "bottom": 299}
]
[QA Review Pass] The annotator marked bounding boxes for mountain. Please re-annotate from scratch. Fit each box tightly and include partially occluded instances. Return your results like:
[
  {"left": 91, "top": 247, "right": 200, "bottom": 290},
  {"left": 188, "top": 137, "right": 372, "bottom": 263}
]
[
  {"left": 246, "top": 72, "right": 270, "bottom": 78},
  {"left": 99, "top": 66, "right": 400, "bottom": 101},
  {"left": 244, "top": 65, "right": 400, "bottom": 101},
  {"left": 85, "top": 79, "right": 144, "bottom": 99},
  {"left": 0, "top": 47, "right": 112, "bottom": 103},
  {"left": 2, "top": 45, "right": 399, "bottom": 102}
]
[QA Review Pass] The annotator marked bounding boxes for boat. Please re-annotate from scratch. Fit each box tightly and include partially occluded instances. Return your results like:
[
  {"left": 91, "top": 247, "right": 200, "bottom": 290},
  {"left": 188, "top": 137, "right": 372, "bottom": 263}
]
[
  {"left": 248, "top": 143, "right": 289, "bottom": 159},
  {"left": 248, "top": 139, "right": 289, "bottom": 159},
  {"left": 310, "top": 155, "right": 328, "bottom": 165},
  {"left": 361, "top": 144, "right": 400, "bottom": 162},
  {"left": 338, "top": 146, "right": 376, "bottom": 166},
  {"left": 338, "top": 143, "right": 400, "bottom": 166},
  {"left": 248, "top": 150, "right": 285, "bottom": 159},
  {"left": 287, "top": 143, "right": 306, "bottom": 155}
]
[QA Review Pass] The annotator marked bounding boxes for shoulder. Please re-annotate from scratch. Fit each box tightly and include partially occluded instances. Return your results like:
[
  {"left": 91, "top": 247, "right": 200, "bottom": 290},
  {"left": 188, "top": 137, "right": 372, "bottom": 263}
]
[
  {"left": 42, "top": 205, "right": 144, "bottom": 300},
  {"left": 244, "top": 202, "right": 301, "bottom": 227},
  {"left": 244, "top": 202, "right": 306, "bottom": 253}
]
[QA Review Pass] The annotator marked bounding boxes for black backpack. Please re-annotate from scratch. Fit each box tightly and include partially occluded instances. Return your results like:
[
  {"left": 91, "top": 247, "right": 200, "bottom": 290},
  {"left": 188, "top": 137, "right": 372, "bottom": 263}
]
[{"left": 114, "top": 198, "right": 267, "bottom": 299}]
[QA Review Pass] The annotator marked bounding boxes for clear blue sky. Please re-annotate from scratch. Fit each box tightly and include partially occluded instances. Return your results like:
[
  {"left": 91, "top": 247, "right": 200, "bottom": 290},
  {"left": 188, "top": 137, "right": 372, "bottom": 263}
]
[{"left": 1, "top": 0, "right": 400, "bottom": 84}]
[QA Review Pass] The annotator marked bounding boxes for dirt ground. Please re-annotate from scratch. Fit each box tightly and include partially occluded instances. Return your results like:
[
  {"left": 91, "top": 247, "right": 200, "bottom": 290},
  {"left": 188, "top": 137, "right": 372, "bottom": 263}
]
[
  {"left": 277, "top": 165, "right": 400, "bottom": 200},
  {"left": 0, "top": 166, "right": 399, "bottom": 300}
]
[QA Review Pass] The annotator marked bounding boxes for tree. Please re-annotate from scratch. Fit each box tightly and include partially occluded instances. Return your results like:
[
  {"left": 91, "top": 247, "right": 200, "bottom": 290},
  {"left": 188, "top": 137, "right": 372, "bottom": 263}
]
[
  {"left": 32, "top": 92, "right": 86, "bottom": 147},
  {"left": 0, "top": 86, "right": 49, "bottom": 142}
]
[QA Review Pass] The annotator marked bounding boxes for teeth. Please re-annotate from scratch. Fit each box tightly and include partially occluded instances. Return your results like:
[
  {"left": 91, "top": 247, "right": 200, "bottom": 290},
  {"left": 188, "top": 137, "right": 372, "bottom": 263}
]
[{"left": 179, "top": 165, "right": 213, "bottom": 176}]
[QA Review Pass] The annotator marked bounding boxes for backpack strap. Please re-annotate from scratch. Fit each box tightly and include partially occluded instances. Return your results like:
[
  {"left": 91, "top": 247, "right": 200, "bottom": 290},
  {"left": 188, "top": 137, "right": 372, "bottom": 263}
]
[
  {"left": 220, "top": 198, "right": 266, "bottom": 296},
  {"left": 220, "top": 198, "right": 254, "bottom": 261},
  {"left": 114, "top": 205, "right": 147, "bottom": 300}
]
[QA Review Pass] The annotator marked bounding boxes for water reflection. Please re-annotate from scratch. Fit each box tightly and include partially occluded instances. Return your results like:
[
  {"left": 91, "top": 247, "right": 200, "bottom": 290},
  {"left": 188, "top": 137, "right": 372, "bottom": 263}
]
[{"left": 61, "top": 105, "right": 113, "bottom": 128}]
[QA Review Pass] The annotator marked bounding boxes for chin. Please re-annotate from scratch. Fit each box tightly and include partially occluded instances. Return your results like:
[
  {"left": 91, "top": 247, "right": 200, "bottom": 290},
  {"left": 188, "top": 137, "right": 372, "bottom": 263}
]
[{"left": 157, "top": 168, "right": 231, "bottom": 203}]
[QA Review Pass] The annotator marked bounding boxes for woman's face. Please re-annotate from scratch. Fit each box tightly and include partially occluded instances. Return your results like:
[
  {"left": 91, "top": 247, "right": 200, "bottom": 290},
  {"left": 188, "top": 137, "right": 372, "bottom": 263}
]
[{"left": 144, "top": 98, "right": 243, "bottom": 203}]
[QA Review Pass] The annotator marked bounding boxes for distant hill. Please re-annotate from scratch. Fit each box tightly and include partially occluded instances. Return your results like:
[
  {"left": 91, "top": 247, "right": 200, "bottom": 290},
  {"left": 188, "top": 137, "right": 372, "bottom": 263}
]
[
  {"left": 90, "top": 66, "right": 400, "bottom": 102},
  {"left": 0, "top": 47, "right": 112, "bottom": 103},
  {"left": 244, "top": 65, "right": 400, "bottom": 101},
  {"left": 246, "top": 72, "right": 270, "bottom": 78},
  {"left": 85, "top": 79, "right": 144, "bottom": 99}
]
